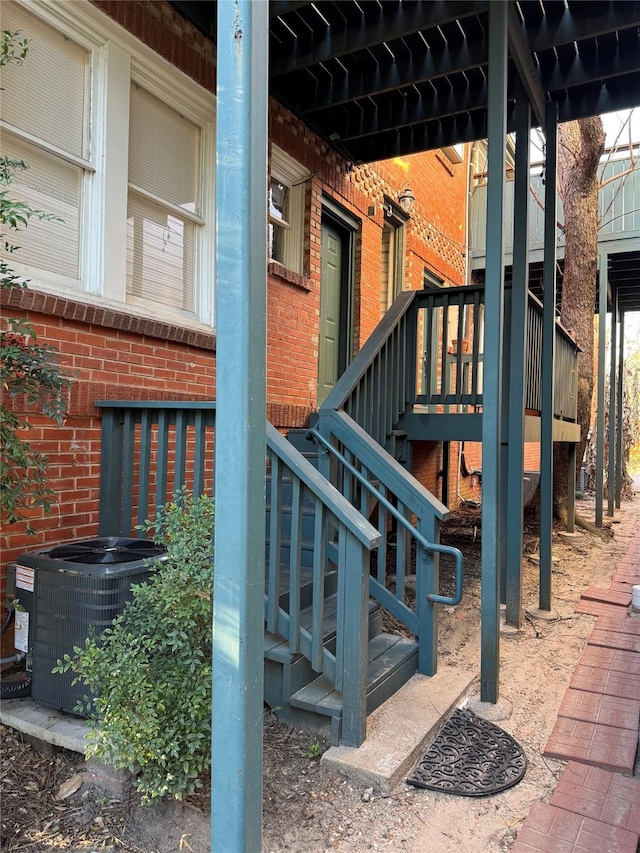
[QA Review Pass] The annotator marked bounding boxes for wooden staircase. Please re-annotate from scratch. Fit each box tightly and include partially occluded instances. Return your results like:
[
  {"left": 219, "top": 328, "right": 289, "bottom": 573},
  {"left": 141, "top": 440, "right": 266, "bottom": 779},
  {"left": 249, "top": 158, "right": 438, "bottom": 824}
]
[{"left": 264, "top": 428, "right": 419, "bottom": 744}]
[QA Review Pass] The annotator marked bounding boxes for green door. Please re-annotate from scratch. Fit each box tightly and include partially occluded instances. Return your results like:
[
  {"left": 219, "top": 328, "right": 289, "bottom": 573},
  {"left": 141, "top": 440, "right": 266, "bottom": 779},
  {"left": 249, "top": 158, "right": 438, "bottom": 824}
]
[{"left": 317, "top": 219, "right": 343, "bottom": 404}]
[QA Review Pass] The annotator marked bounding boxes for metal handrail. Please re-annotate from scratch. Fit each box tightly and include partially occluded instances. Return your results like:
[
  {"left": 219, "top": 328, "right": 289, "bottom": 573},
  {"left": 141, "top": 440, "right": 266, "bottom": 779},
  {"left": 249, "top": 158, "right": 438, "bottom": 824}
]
[
  {"left": 308, "top": 427, "right": 463, "bottom": 607},
  {"left": 266, "top": 423, "right": 380, "bottom": 549}
]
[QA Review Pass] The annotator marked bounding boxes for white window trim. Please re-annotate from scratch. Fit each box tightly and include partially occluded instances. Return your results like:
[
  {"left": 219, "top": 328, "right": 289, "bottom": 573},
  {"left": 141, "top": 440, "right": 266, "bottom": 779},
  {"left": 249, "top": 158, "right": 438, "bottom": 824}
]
[
  {"left": 8, "top": 0, "right": 217, "bottom": 330},
  {"left": 270, "top": 146, "right": 309, "bottom": 275}
]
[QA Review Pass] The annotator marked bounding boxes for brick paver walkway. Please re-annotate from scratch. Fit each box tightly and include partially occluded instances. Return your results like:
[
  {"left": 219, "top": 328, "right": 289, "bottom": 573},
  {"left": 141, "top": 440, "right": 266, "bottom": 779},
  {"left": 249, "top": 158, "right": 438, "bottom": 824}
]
[{"left": 511, "top": 525, "right": 640, "bottom": 853}]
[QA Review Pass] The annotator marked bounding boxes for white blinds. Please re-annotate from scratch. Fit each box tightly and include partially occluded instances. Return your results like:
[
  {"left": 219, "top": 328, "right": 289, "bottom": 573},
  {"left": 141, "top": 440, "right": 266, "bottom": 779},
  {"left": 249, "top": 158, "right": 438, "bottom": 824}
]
[
  {"left": 128, "top": 85, "right": 198, "bottom": 211},
  {"left": 1, "top": 2, "right": 87, "bottom": 158},
  {"left": 3, "top": 136, "right": 81, "bottom": 280},
  {"left": 0, "top": 3, "right": 87, "bottom": 284},
  {"left": 126, "top": 192, "right": 195, "bottom": 312},
  {"left": 127, "top": 85, "right": 199, "bottom": 311}
]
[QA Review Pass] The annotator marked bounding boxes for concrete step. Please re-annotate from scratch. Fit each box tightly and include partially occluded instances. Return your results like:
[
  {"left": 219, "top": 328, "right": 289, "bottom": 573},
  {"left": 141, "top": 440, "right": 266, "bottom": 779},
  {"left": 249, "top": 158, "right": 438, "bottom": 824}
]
[{"left": 288, "top": 633, "right": 419, "bottom": 732}]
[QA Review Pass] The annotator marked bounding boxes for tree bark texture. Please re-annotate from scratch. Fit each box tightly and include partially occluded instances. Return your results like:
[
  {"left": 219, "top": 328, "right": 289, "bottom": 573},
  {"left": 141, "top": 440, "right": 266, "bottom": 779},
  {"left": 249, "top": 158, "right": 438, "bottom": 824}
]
[{"left": 553, "top": 118, "right": 604, "bottom": 515}]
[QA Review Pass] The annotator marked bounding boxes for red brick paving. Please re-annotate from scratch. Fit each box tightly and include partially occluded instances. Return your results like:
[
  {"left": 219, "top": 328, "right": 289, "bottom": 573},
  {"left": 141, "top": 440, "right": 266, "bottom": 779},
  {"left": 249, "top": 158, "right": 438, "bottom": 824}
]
[
  {"left": 579, "top": 645, "right": 640, "bottom": 675},
  {"left": 574, "top": 599, "right": 628, "bottom": 617},
  {"left": 510, "top": 802, "right": 638, "bottom": 853},
  {"left": 514, "top": 521, "right": 640, "bottom": 852},
  {"left": 611, "top": 572, "right": 638, "bottom": 583},
  {"left": 570, "top": 664, "right": 640, "bottom": 700},
  {"left": 550, "top": 763, "right": 640, "bottom": 835},
  {"left": 595, "top": 613, "right": 640, "bottom": 635},
  {"left": 543, "top": 717, "right": 637, "bottom": 774},
  {"left": 588, "top": 628, "right": 640, "bottom": 652},
  {"left": 557, "top": 688, "right": 640, "bottom": 730},
  {"left": 580, "top": 587, "right": 632, "bottom": 607}
]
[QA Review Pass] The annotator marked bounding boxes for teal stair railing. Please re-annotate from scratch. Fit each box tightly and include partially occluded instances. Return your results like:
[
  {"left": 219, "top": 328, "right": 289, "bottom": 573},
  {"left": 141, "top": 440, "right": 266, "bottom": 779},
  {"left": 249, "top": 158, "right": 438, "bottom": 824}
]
[
  {"left": 265, "top": 423, "right": 380, "bottom": 746},
  {"left": 309, "top": 413, "right": 463, "bottom": 677}
]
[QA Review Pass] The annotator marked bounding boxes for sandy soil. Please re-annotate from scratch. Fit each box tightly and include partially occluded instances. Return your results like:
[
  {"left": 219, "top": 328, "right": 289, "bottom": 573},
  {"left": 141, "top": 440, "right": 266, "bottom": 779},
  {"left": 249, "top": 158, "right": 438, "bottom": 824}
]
[{"left": 1, "top": 495, "right": 637, "bottom": 853}]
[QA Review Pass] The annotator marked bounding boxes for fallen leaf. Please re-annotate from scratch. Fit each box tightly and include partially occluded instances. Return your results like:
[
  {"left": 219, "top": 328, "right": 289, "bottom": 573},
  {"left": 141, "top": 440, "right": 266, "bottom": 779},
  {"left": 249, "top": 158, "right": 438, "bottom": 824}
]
[{"left": 56, "top": 773, "right": 83, "bottom": 800}]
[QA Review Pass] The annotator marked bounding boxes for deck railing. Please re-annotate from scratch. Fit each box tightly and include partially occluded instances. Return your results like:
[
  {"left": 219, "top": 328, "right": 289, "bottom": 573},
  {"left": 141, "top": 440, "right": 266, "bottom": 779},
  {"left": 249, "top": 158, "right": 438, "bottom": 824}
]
[
  {"left": 322, "top": 286, "right": 579, "bottom": 453},
  {"left": 417, "top": 286, "right": 579, "bottom": 420},
  {"left": 311, "top": 411, "right": 463, "bottom": 677},
  {"left": 96, "top": 401, "right": 380, "bottom": 747}
]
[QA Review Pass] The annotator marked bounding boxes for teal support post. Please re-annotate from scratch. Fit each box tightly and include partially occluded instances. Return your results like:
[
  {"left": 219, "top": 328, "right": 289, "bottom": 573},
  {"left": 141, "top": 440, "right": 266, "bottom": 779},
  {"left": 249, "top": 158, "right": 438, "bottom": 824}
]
[
  {"left": 212, "top": 3, "right": 268, "bottom": 851},
  {"left": 539, "top": 101, "right": 558, "bottom": 612},
  {"left": 567, "top": 443, "right": 576, "bottom": 534},
  {"left": 616, "top": 310, "right": 625, "bottom": 508},
  {"left": 480, "top": 1, "right": 508, "bottom": 704},
  {"left": 98, "top": 407, "right": 124, "bottom": 536},
  {"left": 596, "top": 255, "right": 607, "bottom": 528},
  {"left": 607, "top": 289, "right": 617, "bottom": 517},
  {"left": 505, "top": 86, "right": 531, "bottom": 628}
]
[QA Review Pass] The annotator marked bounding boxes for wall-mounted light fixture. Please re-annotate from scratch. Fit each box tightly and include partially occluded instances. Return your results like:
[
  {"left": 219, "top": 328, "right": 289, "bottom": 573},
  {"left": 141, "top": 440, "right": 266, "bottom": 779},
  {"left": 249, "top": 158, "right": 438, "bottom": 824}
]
[{"left": 397, "top": 182, "right": 416, "bottom": 214}]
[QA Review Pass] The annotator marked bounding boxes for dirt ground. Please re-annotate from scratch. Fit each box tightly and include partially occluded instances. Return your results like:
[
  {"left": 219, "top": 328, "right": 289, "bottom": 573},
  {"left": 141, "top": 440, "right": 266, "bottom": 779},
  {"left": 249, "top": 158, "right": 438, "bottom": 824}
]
[{"left": 1, "top": 495, "right": 638, "bottom": 853}]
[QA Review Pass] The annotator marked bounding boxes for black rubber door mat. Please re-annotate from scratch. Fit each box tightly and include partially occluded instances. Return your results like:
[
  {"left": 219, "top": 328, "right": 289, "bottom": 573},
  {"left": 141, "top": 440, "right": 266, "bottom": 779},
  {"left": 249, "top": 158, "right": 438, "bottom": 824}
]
[{"left": 407, "top": 707, "right": 527, "bottom": 796}]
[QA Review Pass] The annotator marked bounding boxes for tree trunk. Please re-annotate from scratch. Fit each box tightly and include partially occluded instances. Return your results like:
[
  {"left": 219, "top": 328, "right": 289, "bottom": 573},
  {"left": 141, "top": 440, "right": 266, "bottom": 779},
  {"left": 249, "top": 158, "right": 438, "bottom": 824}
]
[{"left": 552, "top": 118, "right": 604, "bottom": 517}]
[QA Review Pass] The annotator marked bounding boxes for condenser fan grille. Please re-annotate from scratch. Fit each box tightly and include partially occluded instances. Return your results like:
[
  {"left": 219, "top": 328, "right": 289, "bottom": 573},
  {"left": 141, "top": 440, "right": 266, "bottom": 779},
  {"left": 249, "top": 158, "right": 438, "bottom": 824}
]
[{"left": 47, "top": 538, "right": 166, "bottom": 564}]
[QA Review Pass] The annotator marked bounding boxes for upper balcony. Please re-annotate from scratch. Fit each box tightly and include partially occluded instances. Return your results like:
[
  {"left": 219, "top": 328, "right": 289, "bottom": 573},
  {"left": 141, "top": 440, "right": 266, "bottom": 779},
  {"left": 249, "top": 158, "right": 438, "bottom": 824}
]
[{"left": 471, "top": 155, "right": 640, "bottom": 271}]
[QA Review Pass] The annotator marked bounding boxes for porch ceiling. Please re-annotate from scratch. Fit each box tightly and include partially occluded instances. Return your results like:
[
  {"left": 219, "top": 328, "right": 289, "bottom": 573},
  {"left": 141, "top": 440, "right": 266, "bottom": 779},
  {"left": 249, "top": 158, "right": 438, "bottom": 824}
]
[
  {"left": 171, "top": 2, "right": 640, "bottom": 163},
  {"left": 267, "top": 0, "right": 640, "bottom": 163},
  {"left": 606, "top": 250, "right": 640, "bottom": 313}
]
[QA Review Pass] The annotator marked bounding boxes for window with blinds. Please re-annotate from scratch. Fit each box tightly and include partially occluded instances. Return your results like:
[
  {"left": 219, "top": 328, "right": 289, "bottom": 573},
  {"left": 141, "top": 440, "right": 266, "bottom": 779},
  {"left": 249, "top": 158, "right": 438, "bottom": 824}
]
[
  {"left": 126, "top": 85, "right": 201, "bottom": 312},
  {"left": 0, "top": 1, "right": 89, "bottom": 284}
]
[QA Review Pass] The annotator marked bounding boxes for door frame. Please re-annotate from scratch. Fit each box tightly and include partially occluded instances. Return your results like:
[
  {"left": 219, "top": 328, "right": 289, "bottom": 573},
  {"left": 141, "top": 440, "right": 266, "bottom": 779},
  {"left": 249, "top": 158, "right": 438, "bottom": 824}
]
[{"left": 320, "top": 197, "right": 358, "bottom": 381}]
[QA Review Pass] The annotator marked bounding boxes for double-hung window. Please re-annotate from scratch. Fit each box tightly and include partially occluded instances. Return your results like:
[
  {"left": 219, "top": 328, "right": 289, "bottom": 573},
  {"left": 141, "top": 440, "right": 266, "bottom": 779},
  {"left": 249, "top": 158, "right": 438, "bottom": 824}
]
[{"left": 0, "top": 0, "right": 215, "bottom": 328}]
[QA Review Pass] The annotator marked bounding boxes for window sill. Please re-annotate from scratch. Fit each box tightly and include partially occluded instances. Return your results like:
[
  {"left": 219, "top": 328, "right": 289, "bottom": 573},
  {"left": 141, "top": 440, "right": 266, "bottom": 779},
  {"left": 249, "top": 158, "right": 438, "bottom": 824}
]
[
  {"left": 2, "top": 287, "right": 216, "bottom": 352},
  {"left": 268, "top": 261, "right": 312, "bottom": 291}
]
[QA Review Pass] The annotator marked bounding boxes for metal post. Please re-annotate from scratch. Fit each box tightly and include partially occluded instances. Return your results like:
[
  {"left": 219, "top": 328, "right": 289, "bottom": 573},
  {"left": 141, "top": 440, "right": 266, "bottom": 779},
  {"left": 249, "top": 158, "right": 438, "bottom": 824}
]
[
  {"left": 567, "top": 443, "right": 576, "bottom": 534},
  {"left": 480, "top": 0, "right": 508, "bottom": 704},
  {"left": 595, "top": 255, "right": 607, "bottom": 528},
  {"left": 616, "top": 310, "right": 625, "bottom": 508},
  {"left": 539, "top": 101, "right": 558, "bottom": 612},
  {"left": 442, "top": 441, "right": 450, "bottom": 507},
  {"left": 212, "top": 3, "right": 268, "bottom": 851},
  {"left": 505, "top": 85, "right": 531, "bottom": 628},
  {"left": 607, "top": 288, "right": 617, "bottom": 517}
]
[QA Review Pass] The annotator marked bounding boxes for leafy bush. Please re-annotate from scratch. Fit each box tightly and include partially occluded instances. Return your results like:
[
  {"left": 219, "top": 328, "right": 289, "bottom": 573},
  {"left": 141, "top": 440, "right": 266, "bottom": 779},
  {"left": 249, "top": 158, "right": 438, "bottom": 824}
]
[
  {"left": 55, "top": 489, "right": 215, "bottom": 801},
  {"left": 1, "top": 30, "right": 71, "bottom": 530}
]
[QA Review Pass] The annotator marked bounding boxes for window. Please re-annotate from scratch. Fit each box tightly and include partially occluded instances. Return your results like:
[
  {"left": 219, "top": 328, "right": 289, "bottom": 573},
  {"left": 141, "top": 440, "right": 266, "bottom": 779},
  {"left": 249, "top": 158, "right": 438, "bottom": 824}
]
[
  {"left": 0, "top": 1, "right": 215, "bottom": 328},
  {"left": 1, "top": 3, "right": 89, "bottom": 287},
  {"left": 380, "top": 204, "right": 406, "bottom": 314},
  {"left": 269, "top": 147, "right": 308, "bottom": 275},
  {"left": 423, "top": 268, "right": 444, "bottom": 289},
  {"left": 441, "top": 144, "right": 465, "bottom": 165}
]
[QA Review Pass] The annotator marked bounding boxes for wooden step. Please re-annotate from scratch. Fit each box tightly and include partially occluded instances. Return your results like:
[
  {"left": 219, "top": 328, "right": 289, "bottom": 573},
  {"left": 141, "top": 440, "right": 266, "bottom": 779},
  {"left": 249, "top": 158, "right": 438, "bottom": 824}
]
[
  {"left": 264, "top": 594, "right": 382, "bottom": 666},
  {"left": 288, "top": 633, "right": 418, "bottom": 722},
  {"left": 268, "top": 565, "right": 339, "bottom": 611}
]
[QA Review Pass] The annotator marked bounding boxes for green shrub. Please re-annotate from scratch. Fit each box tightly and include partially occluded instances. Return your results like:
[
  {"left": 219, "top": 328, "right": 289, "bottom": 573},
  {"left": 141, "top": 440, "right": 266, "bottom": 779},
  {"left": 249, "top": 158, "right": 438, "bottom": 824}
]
[{"left": 55, "top": 488, "right": 215, "bottom": 801}]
